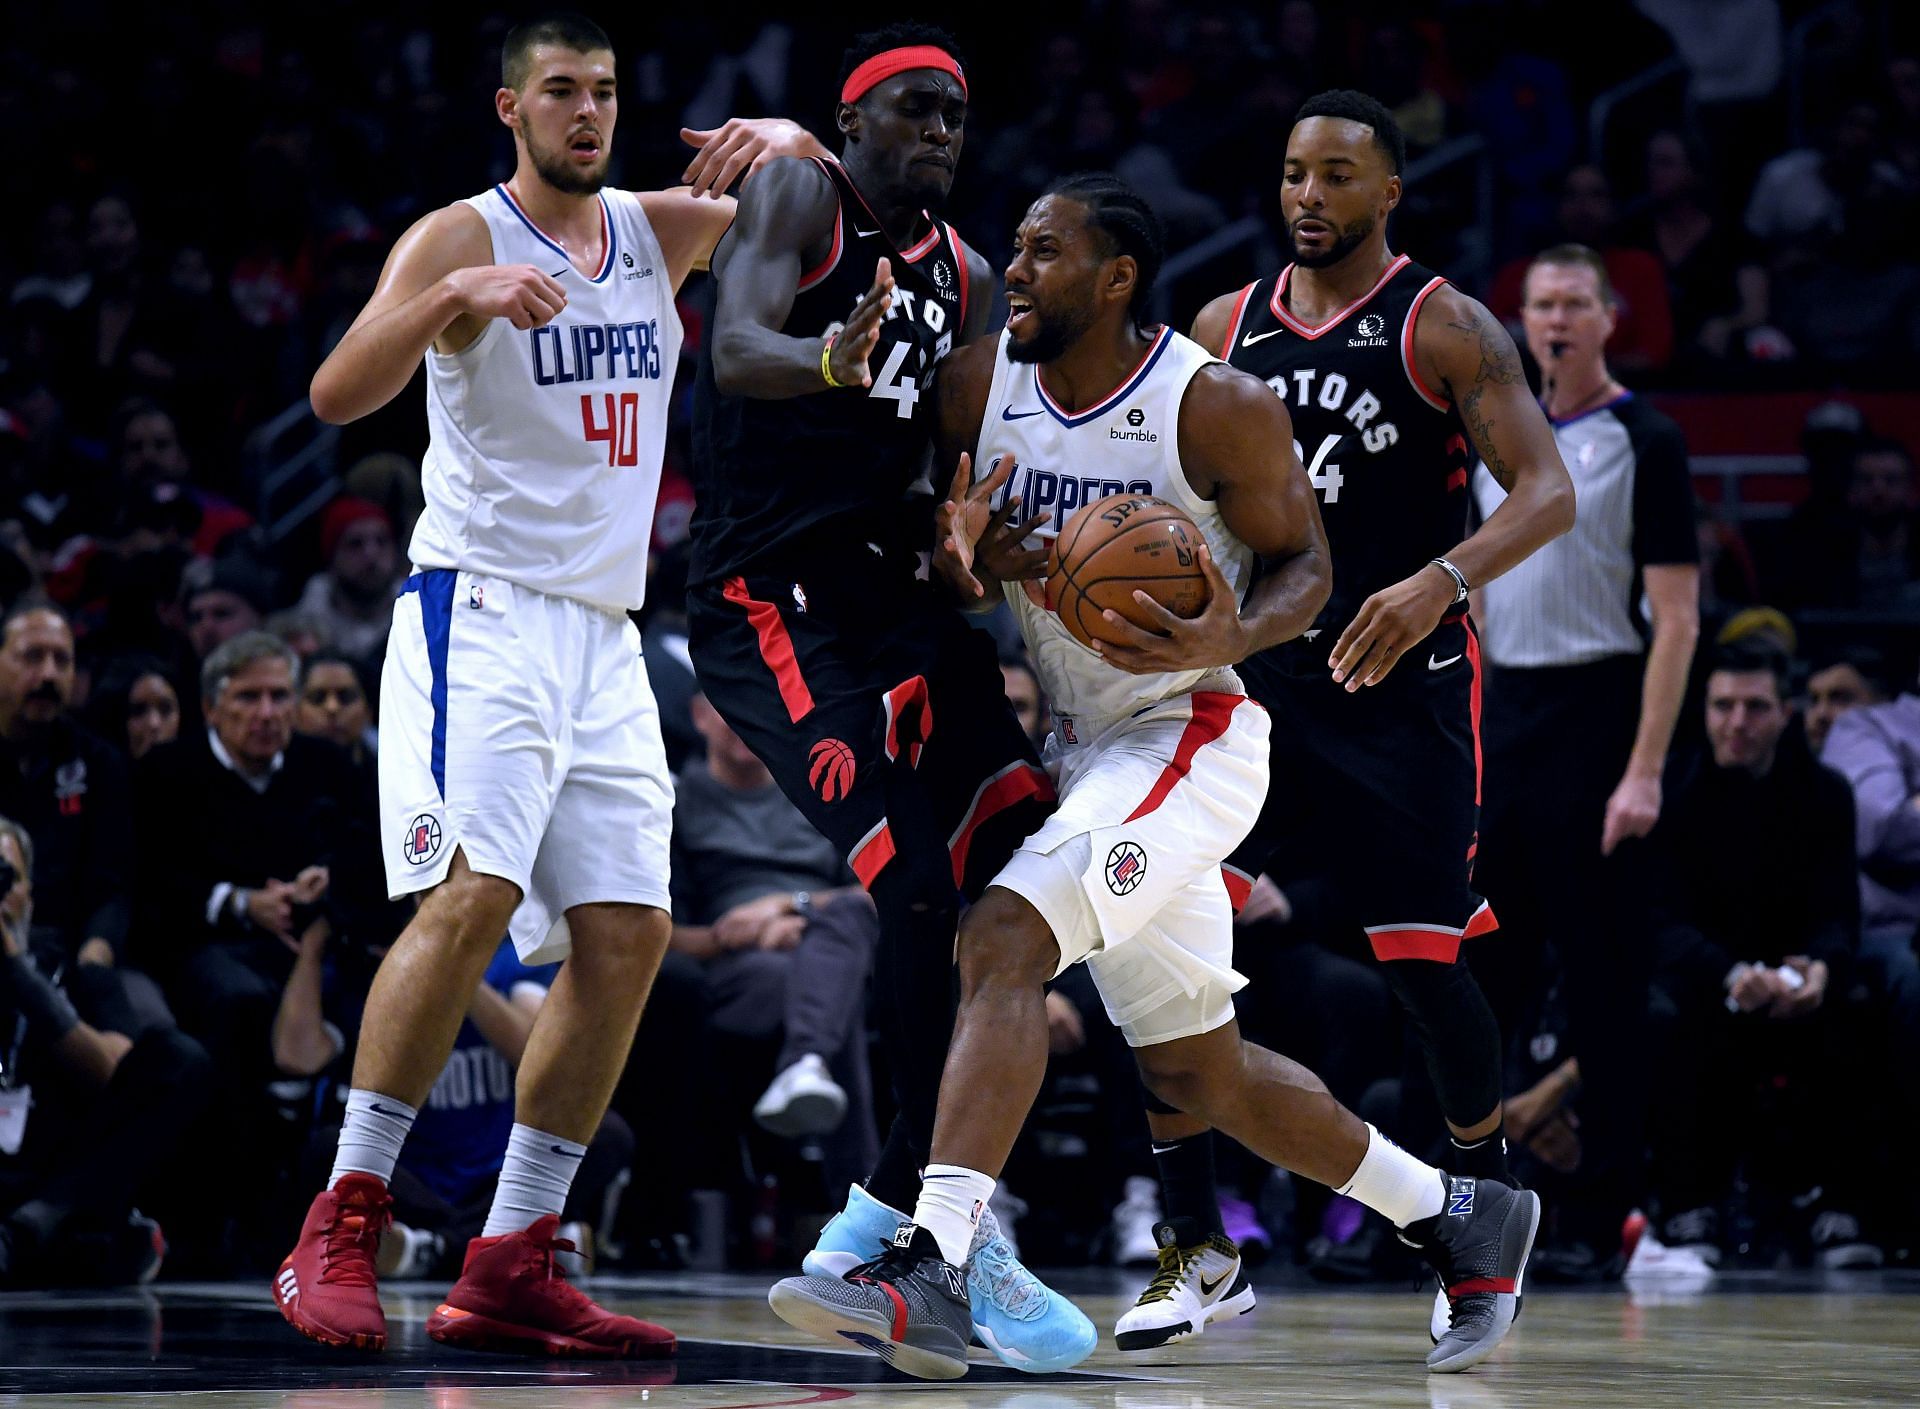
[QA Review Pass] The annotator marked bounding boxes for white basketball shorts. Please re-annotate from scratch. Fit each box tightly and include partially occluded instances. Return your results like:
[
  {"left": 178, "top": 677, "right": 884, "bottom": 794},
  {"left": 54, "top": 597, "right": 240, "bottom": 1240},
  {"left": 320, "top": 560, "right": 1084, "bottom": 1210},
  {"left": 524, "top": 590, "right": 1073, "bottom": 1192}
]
[
  {"left": 379, "top": 568, "right": 673, "bottom": 963},
  {"left": 991, "top": 681, "right": 1270, "bottom": 1048}
]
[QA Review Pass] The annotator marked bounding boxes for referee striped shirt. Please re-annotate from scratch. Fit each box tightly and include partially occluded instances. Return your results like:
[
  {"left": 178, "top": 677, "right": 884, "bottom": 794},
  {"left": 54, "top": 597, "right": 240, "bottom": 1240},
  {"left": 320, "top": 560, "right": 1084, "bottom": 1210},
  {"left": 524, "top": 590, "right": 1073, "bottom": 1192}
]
[{"left": 1471, "top": 391, "right": 1697, "bottom": 669}]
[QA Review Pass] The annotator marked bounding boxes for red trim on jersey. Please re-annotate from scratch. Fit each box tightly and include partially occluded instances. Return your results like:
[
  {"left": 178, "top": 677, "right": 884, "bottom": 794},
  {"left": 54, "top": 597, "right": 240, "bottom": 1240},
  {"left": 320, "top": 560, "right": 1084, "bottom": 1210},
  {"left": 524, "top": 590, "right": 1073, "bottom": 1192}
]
[
  {"left": 1464, "top": 900, "right": 1499, "bottom": 939},
  {"left": 722, "top": 577, "right": 815, "bottom": 722},
  {"left": 1269, "top": 254, "right": 1411, "bottom": 339},
  {"left": 948, "top": 225, "right": 971, "bottom": 327},
  {"left": 1036, "top": 325, "right": 1173, "bottom": 424},
  {"left": 1124, "top": 692, "right": 1241, "bottom": 823},
  {"left": 1219, "top": 282, "right": 1258, "bottom": 358},
  {"left": 797, "top": 200, "right": 844, "bottom": 293},
  {"left": 1446, "top": 1276, "right": 1517, "bottom": 1299},
  {"left": 883, "top": 674, "right": 932, "bottom": 768},
  {"left": 1367, "top": 926, "right": 1463, "bottom": 964},
  {"left": 1402, "top": 276, "right": 1451, "bottom": 412},
  {"left": 498, "top": 184, "right": 613, "bottom": 280},
  {"left": 899, "top": 224, "right": 943, "bottom": 262},
  {"left": 948, "top": 762, "right": 1055, "bottom": 886},
  {"left": 850, "top": 819, "right": 898, "bottom": 889},
  {"left": 1465, "top": 615, "right": 1485, "bottom": 807},
  {"left": 1222, "top": 864, "right": 1254, "bottom": 913}
]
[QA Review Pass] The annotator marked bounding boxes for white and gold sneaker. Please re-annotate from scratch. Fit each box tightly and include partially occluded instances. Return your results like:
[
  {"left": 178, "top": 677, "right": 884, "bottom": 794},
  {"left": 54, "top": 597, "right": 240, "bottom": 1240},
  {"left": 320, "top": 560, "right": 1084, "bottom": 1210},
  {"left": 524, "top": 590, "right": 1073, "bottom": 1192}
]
[{"left": 1114, "top": 1218, "right": 1254, "bottom": 1351}]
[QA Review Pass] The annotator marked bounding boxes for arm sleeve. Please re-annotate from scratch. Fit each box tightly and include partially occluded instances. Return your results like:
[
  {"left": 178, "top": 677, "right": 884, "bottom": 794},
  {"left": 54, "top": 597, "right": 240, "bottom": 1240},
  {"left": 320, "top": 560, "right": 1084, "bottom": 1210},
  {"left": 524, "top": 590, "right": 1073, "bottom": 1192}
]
[
  {"left": 1629, "top": 410, "right": 1700, "bottom": 569},
  {"left": 1823, "top": 709, "right": 1920, "bottom": 866}
]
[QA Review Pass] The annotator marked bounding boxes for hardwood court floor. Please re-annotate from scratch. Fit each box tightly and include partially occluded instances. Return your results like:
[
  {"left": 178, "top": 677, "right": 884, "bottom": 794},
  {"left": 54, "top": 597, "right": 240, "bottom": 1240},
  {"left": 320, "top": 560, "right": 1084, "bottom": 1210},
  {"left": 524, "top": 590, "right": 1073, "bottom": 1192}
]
[{"left": 2, "top": 1267, "right": 1915, "bottom": 1406}]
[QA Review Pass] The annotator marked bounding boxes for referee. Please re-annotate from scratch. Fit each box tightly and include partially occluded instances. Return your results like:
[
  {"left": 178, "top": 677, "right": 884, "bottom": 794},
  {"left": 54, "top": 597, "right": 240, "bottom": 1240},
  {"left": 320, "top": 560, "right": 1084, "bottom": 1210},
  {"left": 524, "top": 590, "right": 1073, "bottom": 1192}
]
[{"left": 1469, "top": 244, "right": 1700, "bottom": 1277}]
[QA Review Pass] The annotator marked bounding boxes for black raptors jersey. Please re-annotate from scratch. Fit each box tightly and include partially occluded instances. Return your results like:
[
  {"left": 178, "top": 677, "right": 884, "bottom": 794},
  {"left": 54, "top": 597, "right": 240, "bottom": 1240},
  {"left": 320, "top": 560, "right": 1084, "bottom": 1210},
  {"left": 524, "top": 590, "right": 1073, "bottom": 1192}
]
[
  {"left": 1221, "top": 254, "right": 1470, "bottom": 641},
  {"left": 690, "top": 155, "right": 973, "bottom": 588}
]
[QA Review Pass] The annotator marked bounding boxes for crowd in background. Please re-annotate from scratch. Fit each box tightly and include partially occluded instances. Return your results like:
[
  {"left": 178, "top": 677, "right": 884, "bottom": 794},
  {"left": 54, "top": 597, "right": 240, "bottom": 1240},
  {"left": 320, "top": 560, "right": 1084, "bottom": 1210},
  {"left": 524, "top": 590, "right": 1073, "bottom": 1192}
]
[{"left": 1, "top": 0, "right": 1917, "bottom": 1285}]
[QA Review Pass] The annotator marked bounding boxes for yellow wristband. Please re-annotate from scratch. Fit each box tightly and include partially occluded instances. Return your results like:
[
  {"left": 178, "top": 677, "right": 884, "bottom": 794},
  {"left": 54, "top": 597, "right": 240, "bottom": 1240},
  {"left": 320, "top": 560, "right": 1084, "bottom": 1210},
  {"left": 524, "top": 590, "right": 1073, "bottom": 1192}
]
[{"left": 821, "top": 333, "right": 844, "bottom": 389}]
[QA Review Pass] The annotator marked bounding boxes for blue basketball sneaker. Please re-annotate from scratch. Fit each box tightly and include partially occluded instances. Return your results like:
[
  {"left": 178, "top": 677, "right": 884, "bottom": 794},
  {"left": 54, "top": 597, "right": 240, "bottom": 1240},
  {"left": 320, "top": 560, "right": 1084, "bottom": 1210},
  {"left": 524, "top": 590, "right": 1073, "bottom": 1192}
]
[
  {"left": 802, "top": 1185, "right": 1095, "bottom": 1374},
  {"left": 965, "top": 1203, "right": 1097, "bottom": 1374}
]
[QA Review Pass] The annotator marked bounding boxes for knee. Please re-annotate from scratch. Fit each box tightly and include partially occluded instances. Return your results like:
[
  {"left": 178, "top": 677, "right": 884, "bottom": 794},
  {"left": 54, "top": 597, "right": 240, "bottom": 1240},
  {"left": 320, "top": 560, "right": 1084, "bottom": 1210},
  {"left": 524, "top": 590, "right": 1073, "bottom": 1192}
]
[
  {"left": 1135, "top": 1046, "right": 1225, "bottom": 1122},
  {"left": 567, "top": 904, "right": 671, "bottom": 976},
  {"left": 424, "top": 866, "right": 524, "bottom": 950},
  {"left": 955, "top": 889, "right": 1059, "bottom": 998}
]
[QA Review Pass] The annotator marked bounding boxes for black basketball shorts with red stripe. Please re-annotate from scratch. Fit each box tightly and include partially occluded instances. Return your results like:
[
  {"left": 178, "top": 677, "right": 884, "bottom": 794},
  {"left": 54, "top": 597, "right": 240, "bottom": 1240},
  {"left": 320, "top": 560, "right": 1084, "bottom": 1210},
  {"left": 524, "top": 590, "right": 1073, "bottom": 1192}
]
[
  {"left": 688, "top": 572, "right": 1053, "bottom": 900},
  {"left": 1224, "top": 615, "right": 1495, "bottom": 962}
]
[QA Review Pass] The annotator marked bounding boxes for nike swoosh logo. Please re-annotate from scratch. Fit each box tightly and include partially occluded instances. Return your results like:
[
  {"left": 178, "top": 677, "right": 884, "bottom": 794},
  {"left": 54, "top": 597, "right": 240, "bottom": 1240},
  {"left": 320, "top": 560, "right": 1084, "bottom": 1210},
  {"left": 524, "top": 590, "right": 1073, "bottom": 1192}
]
[
  {"left": 853, "top": 226, "right": 880, "bottom": 239},
  {"left": 1241, "top": 329, "right": 1284, "bottom": 347},
  {"left": 1198, "top": 1271, "right": 1233, "bottom": 1296},
  {"left": 1429, "top": 653, "right": 1463, "bottom": 671},
  {"left": 368, "top": 1103, "right": 404, "bottom": 1116},
  {"left": 1001, "top": 406, "right": 1045, "bottom": 421},
  {"left": 549, "top": 1144, "right": 585, "bottom": 1159}
]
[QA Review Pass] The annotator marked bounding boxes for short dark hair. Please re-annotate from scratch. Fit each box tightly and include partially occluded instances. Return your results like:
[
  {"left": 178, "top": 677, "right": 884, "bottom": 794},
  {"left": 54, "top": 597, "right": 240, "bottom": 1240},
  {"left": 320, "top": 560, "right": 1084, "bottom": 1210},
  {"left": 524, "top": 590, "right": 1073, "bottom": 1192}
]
[
  {"left": 838, "top": 23, "right": 966, "bottom": 102},
  {"left": 1708, "top": 642, "right": 1790, "bottom": 696},
  {"left": 2, "top": 594, "right": 70, "bottom": 642},
  {"left": 1295, "top": 89, "right": 1405, "bottom": 176},
  {"left": 502, "top": 11, "right": 613, "bottom": 90},
  {"left": 1044, "top": 172, "right": 1166, "bottom": 325},
  {"left": 1527, "top": 243, "right": 1615, "bottom": 307},
  {"left": 1808, "top": 644, "right": 1896, "bottom": 699}
]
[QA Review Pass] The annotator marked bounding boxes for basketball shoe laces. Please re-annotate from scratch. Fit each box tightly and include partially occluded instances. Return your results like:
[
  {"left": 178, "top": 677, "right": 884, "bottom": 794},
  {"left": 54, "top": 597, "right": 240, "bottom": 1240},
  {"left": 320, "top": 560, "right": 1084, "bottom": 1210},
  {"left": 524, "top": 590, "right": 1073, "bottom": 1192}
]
[
  {"left": 969, "top": 1235, "right": 1046, "bottom": 1321},
  {"left": 520, "top": 1225, "right": 599, "bottom": 1313},
  {"left": 1135, "top": 1241, "right": 1202, "bottom": 1306},
  {"left": 323, "top": 1199, "right": 390, "bottom": 1289}
]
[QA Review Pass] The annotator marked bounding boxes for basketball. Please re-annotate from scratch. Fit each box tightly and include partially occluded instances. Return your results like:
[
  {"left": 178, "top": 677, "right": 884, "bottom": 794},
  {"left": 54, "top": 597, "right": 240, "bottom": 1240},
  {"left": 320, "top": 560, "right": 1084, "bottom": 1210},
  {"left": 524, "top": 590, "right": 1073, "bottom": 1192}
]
[{"left": 1047, "top": 494, "right": 1211, "bottom": 649}]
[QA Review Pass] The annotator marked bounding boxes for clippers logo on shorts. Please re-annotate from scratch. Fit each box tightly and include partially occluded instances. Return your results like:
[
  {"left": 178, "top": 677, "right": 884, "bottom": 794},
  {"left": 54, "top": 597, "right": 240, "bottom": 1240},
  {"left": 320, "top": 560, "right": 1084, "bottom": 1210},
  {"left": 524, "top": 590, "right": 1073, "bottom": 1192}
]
[
  {"left": 402, "top": 813, "right": 444, "bottom": 866},
  {"left": 1447, "top": 1177, "right": 1476, "bottom": 1218},
  {"left": 1105, "top": 841, "right": 1148, "bottom": 895},
  {"left": 808, "top": 738, "right": 857, "bottom": 803}
]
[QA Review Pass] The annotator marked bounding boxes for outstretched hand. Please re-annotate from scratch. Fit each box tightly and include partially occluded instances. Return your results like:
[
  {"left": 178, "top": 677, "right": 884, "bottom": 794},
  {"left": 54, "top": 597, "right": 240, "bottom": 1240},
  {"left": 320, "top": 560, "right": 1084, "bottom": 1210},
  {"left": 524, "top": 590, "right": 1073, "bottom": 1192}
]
[
  {"left": 679, "top": 119, "right": 827, "bottom": 197},
  {"left": 933, "top": 452, "right": 1049, "bottom": 602},
  {"left": 828, "top": 259, "right": 894, "bottom": 388},
  {"left": 1093, "top": 544, "right": 1248, "bottom": 674}
]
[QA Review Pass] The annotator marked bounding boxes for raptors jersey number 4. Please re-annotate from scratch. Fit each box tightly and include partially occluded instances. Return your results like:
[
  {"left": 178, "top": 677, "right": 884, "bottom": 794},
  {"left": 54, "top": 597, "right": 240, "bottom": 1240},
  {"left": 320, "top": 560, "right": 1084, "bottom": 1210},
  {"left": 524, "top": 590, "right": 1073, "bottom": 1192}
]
[{"left": 410, "top": 184, "right": 684, "bottom": 615}]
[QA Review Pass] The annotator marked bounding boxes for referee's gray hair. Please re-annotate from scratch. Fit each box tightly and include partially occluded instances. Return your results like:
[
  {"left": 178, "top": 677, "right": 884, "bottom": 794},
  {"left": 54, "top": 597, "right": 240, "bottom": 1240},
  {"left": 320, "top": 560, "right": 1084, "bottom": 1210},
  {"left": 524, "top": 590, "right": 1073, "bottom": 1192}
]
[
  {"left": 0, "top": 812, "right": 33, "bottom": 878},
  {"left": 201, "top": 631, "right": 301, "bottom": 707}
]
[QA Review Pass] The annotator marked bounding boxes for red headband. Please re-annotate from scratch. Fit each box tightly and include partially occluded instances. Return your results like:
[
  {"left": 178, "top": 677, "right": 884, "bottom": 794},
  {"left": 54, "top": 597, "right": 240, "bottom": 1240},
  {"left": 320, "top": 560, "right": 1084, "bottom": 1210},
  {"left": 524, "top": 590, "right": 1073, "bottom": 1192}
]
[{"left": 840, "top": 46, "right": 966, "bottom": 105}]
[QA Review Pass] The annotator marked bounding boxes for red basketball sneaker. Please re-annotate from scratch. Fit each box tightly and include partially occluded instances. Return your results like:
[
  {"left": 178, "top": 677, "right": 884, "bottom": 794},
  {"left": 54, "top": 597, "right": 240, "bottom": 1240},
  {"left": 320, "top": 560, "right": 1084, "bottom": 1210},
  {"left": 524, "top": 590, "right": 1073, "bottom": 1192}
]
[
  {"left": 427, "top": 1214, "right": 676, "bottom": 1358},
  {"left": 273, "top": 1173, "right": 391, "bottom": 1350}
]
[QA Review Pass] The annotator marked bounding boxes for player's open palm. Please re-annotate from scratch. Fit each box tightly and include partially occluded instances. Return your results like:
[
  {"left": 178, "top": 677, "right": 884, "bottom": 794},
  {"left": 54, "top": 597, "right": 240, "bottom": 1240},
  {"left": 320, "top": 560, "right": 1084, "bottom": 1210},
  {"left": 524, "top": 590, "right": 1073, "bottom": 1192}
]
[
  {"left": 935, "top": 453, "right": 1047, "bottom": 601},
  {"left": 446, "top": 263, "right": 567, "bottom": 330},
  {"left": 829, "top": 259, "right": 894, "bottom": 388}
]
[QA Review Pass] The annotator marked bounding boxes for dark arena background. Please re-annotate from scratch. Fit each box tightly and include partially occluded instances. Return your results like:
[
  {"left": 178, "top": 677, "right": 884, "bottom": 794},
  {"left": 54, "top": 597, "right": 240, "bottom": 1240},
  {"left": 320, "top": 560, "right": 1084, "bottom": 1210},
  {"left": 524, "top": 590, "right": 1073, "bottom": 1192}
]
[{"left": 1, "top": 1, "right": 1918, "bottom": 1405}]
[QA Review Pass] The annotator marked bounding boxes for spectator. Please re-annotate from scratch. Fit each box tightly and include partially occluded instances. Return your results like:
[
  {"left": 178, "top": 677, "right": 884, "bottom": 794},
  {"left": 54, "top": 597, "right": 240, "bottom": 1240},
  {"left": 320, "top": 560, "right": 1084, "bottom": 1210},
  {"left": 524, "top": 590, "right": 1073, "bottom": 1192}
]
[
  {"left": 8, "top": 202, "right": 91, "bottom": 312},
  {"left": 1780, "top": 437, "right": 1920, "bottom": 612},
  {"left": 85, "top": 655, "right": 182, "bottom": 762},
  {"left": 670, "top": 694, "right": 878, "bottom": 1191},
  {"left": 131, "top": 632, "right": 377, "bottom": 1083},
  {"left": 0, "top": 814, "right": 212, "bottom": 1286},
  {"left": 1490, "top": 168, "right": 1675, "bottom": 373},
  {"left": 1000, "top": 652, "right": 1049, "bottom": 755},
  {"left": 295, "top": 497, "right": 401, "bottom": 662},
  {"left": 183, "top": 558, "right": 273, "bottom": 662},
  {"left": 1621, "top": 130, "right": 1774, "bottom": 364},
  {"left": 0, "top": 600, "right": 166, "bottom": 1036},
  {"left": 108, "top": 399, "right": 252, "bottom": 558},
  {"left": 1745, "top": 101, "right": 1907, "bottom": 251},
  {"left": 1820, "top": 659, "right": 1920, "bottom": 953},
  {"left": 1472, "top": 242, "right": 1701, "bottom": 1277},
  {"left": 264, "top": 607, "right": 333, "bottom": 663},
  {"left": 294, "top": 649, "right": 376, "bottom": 767},
  {"left": 1648, "top": 645, "right": 1878, "bottom": 1268},
  {"left": 1804, "top": 646, "right": 1893, "bottom": 755}
]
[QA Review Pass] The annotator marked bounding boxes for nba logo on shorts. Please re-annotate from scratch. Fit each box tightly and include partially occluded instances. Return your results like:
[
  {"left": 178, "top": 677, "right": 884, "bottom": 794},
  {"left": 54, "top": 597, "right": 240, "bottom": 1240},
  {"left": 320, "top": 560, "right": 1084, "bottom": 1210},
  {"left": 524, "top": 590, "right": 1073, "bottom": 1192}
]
[
  {"left": 403, "top": 813, "right": 444, "bottom": 866},
  {"left": 468, "top": 583, "right": 484, "bottom": 610},
  {"left": 1105, "top": 841, "right": 1148, "bottom": 895}
]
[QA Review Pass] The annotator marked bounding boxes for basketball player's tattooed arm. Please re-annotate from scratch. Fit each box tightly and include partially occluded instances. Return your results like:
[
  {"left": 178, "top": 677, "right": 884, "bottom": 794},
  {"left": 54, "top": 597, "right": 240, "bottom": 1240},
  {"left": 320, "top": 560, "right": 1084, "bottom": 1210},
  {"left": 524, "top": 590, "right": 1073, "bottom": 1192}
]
[
  {"left": 708, "top": 157, "right": 896, "bottom": 398},
  {"left": 930, "top": 341, "right": 1050, "bottom": 611},
  {"left": 1328, "top": 289, "right": 1575, "bottom": 691},
  {"left": 310, "top": 204, "right": 567, "bottom": 424},
  {"left": 1098, "top": 364, "right": 1332, "bottom": 674}
]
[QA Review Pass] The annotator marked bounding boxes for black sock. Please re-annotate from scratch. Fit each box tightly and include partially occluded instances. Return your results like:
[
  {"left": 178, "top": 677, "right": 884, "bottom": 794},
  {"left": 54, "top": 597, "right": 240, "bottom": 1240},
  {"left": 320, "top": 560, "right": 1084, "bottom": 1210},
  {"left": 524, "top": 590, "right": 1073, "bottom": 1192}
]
[
  {"left": 866, "top": 1117, "right": 923, "bottom": 1215},
  {"left": 1448, "top": 1131, "right": 1513, "bottom": 1184},
  {"left": 1152, "top": 1132, "right": 1225, "bottom": 1237}
]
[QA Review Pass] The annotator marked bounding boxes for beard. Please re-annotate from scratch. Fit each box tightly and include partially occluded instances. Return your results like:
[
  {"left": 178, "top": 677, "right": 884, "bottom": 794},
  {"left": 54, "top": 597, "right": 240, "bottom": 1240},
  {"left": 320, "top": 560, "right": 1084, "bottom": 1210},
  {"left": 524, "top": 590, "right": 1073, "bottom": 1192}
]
[
  {"left": 526, "top": 128, "right": 608, "bottom": 196},
  {"left": 1290, "top": 212, "right": 1375, "bottom": 268},
  {"left": 1004, "top": 301, "right": 1098, "bottom": 364}
]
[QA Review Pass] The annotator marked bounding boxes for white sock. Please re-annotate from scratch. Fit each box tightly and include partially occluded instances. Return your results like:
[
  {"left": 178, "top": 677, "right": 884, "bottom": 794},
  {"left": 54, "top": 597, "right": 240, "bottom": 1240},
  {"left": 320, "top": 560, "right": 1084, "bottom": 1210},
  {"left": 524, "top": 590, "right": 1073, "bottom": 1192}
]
[
  {"left": 912, "top": 1163, "right": 995, "bottom": 1267},
  {"left": 1336, "top": 1124, "right": 1446, "bottom": 1228},
  {"left": 329, "top": 1089, "right": 417, "bottom": 1187},
  {"left": 482, "top": 1124, "right": 586, "bottom": 1238}
]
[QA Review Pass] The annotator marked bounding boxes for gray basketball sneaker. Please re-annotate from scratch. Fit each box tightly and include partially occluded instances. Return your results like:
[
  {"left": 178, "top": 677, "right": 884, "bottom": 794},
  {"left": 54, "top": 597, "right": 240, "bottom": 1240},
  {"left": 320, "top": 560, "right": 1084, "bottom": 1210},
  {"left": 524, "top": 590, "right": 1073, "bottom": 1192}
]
[
  {"left": 1402, "top": 1175, "right": 1540, "bottom": 1373},
  {"left": 767, "top": 1222, "right": 975, "bottom": 1380}
]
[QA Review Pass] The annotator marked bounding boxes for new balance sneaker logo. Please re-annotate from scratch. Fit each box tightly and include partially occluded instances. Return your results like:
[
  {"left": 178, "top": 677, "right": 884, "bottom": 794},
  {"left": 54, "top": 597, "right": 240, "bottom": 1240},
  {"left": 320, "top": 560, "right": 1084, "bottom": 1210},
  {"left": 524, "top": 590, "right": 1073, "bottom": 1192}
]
[
  {"left": 939, "top": 1264, "right": 966, "bottom": 1299},
  {"left": 1447, "top": 1178, "right": 1476, "bottom": 1218}
]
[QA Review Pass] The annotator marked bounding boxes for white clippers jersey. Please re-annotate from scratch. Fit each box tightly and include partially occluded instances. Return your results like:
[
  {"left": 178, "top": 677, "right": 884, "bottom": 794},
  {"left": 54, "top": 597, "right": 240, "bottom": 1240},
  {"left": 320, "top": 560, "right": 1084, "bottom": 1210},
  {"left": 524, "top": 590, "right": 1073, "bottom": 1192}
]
[
  {"left": 980, "top": 327, "right": 1255, "bottom": 721},
  {"left": 410, "top": 184, "right": 683, "bottom": 615}
]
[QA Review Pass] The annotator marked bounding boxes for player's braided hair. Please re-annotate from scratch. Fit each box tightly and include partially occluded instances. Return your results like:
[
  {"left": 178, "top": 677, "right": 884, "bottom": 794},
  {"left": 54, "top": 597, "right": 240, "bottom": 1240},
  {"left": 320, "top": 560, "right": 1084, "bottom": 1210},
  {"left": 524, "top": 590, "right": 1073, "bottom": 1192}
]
[
  {"left": 1045, "top": 173, "right": 1165, "bottom": 326},
  {"left": 1296, "top": 89, "right": 1406, "bottom": 176}
]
